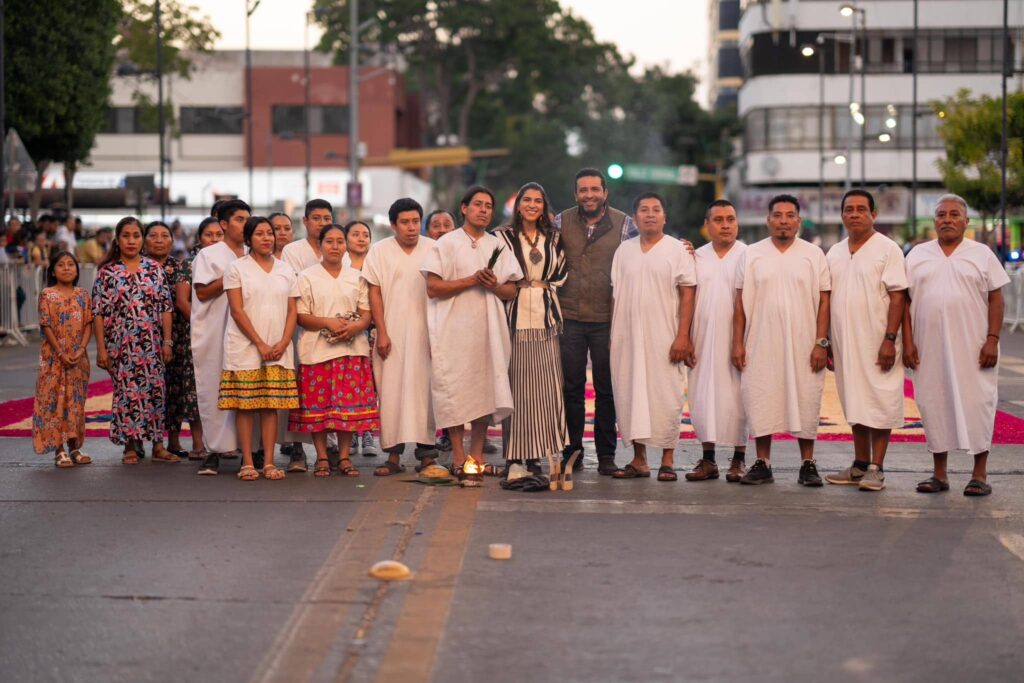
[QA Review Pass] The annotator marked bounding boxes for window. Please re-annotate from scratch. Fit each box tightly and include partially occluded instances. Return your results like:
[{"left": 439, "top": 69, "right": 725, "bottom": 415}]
[
  {"left": 180, "top": 107, "right": 244, "bottom": 134},
  {"left": 272, "top": 105, "right": 350, "bottom": 136},
  {"left": 102, "top": 106, "right": 156, "bottom": 134},
  {"left": 744, "top": 105, "right": 945, "bottom": 153}
]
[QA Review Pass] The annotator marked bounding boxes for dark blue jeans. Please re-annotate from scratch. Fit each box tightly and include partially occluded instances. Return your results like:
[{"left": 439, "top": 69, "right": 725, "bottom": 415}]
[{"left": 560, "top": 319, "right": 617, "bottom": 460}]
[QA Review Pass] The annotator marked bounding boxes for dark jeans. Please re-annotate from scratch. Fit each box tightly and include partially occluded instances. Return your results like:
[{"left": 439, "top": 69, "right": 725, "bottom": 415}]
[{"left": 560, "top": 319, "right": 617, "bottom": 459}]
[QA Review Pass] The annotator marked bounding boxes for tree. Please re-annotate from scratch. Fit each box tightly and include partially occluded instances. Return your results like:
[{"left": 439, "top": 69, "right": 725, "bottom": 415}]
[
  {"left": 934, "top": 89, "right": 1024, "bottom": 241},
  {"left": 5, "top": 0, "right": 121, "bottom": 219}
]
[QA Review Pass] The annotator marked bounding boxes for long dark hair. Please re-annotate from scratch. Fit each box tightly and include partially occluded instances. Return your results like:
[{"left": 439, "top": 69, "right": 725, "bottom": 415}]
[
  {"left": 98, "top": 216, "right": 142, "bottom": 270},
  {"left": 507, "top": 182, "right": 558, "bottom": 273},
  {"left": 46, "top": 250, "right": 80, "bottom": 287}
]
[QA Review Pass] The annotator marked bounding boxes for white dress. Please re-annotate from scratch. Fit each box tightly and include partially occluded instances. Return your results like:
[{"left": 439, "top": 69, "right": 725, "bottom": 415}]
[
  {"left": 907, "top": 239, "right": 1010, "bottom": 454},
  {"left": 690, "top": 241, "right": 748, "bottom": 447},
  {"left": 610, "top": 236, "right": 697, "bottom": 449},
  {"left": 737, "top": 238, "right": 831, "bottom": 439},
  {"left": 295, "top": 264, "right": 371, "bottom": 365},
  {"left": 828, "top": 232, "right": 908, "bottom": 430},
  {"left": 190, "top": 241, "right": 241, "bottom": 453},
  {"left": 363, "top": 237, "right": 436, "bottom": 449},
  {"left": 421, "top": 229, "right": 524, "bottom": 428},
  {"left": 222, "top": 255, "right": 299, "bottom": 372}
]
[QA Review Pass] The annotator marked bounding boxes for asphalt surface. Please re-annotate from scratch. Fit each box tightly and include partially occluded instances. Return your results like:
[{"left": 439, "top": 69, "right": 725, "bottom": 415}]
[{"left": 1, "top": 331, "right": 1023, "bottom": 683}]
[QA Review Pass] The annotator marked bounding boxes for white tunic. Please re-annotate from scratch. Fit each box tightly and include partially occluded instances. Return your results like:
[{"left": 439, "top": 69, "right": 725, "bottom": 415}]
[
  {"left": 690, "top": 241, "right": 748, "bottom": 447},
  {"left": 363, "top": 236, "right": 436, "bottom": 448},
  {"left": 907, "top": 239, "right": 1010, "bottom": 454},
  {"left": 828, "top": 233, "right": 908, "bottom": 429},
  {"left": 737, "top": 238, "right": 831, "bottom": 439},
  {"left": 610, "top": 236, "right": 697, "bottom": 449},
  {"left": 281, "top": 238, "right": 350, "bottom": 273},
  {"left": 190, "top": 241, "right": 241, "bottom": 453},
  {"left": 421, "top": 230, "right": 524, "bottom": 428},
  {"left": 295, "top": 264, "right": 370, "bottom": 365},
  {"left": 222, "top": 255, "right": 299, "bottom": 371}
]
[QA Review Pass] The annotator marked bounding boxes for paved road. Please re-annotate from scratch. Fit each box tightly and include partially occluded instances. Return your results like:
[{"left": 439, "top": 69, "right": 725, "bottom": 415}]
[{"left": 1, "top": 331, "right": 1023, "bottom": 682}]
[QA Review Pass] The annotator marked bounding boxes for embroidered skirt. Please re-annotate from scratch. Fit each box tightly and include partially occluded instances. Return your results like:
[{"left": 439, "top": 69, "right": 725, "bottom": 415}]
[
  {"left": 218, "top": 365, "right": 299, "bottom": 411},
  {"left": 288, "top": 356, "right": 380, "bottom": 433}
]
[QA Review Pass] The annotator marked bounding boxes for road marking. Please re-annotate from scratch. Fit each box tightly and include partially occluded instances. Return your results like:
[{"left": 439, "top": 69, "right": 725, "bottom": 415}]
[
  {"left": 373, "top": 488, "right": 481, "bottom": 683},
  {"left": 998, "top": 533, "right": 1024, "bottom": 563},
  {"left": 477, "top": 499, "right": 1022, "bottom": 520}
]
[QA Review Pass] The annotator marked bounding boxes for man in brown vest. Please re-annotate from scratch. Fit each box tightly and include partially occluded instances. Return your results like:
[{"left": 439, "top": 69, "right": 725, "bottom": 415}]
[{"left": 553, "top": 168, "right": 639, "bottom": 475}]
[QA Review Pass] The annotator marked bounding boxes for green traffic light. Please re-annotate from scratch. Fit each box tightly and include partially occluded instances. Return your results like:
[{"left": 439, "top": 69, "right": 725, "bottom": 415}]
[{"left": 607, "top": 163, "right": 624, "bottom": 180}]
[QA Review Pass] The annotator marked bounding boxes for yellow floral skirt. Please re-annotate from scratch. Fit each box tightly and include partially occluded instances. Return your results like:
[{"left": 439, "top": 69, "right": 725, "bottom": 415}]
[{"left": 218, "top": 365, "right": 299, "bottom": 411}]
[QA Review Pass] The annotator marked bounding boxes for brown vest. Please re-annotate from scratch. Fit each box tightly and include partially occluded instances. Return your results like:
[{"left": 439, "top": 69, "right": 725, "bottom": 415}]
[{"left": 557, "top": 206, "right": 626, "bottom": 323}]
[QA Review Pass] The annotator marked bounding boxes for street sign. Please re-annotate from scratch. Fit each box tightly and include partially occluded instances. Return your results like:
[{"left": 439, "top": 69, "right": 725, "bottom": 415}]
[
  {"left": 622, "top": 163, "right": 699, "bottom": 186},
  {"left": 347, "top": 181, "right": 363, "bottom": 209}
]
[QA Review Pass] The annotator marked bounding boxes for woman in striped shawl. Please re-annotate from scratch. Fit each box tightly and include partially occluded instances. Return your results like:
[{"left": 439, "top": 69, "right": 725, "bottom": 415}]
[{"left": 495, "top": 182, "right": 569, "bottom": 478}]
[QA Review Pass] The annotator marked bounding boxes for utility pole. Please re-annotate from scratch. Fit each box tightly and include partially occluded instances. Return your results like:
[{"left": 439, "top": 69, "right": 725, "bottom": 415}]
[
  {"left": 1000, "top": 0, "right": 1009, "bottom": 261},
  {"left": 911, "top": 0, "right": 918, "bottom": 240},
  {"left": 156, "top": 0, "right": 166, "bottom": 220},
  {"left": 0, "top": 0, "right": 6, "bottom": 219},
  {"left": 348, "top": 0, "right": 360, "bottom": 219},
  {"left": 245, "top": 1, "right": 260, "bottom": 207},
  {"left": 304, "top": 11, "right": 312, "bottom": 206}
]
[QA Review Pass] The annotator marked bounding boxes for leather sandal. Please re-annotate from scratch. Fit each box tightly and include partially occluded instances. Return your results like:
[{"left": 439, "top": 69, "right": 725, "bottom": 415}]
[{"left": 613, "top": 464, "right": 651, "bottom": 479}]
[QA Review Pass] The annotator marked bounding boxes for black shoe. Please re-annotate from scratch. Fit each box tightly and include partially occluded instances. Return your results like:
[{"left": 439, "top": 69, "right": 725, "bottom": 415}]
[
  {"left": 798, "top": 459, "right": 823, "bottom": 487},
  {"left": 197, "top": 453, "right": 220, "bottom": 476},
  {"left": 252, "top": 449, "right": 265, "bottom": 471},
  {"left": 597, "top": 458, "right": 618, "bottom": 476},
  {"left": 526, "top": 459, "right": 543, "bottom": 475},
  {"left": 287, "top": 450, "right": 307, "bottom": 472},
  {"left": 740, "top": 458, "right": 774, "bottom": 485},
  {"left": 435, "top": 435, "right": 452, "bottom": 452}
]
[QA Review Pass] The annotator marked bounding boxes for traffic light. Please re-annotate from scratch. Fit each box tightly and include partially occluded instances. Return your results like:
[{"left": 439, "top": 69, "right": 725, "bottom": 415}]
[{"left": 607, "top": 163, "right": 624, "bottom": 180}]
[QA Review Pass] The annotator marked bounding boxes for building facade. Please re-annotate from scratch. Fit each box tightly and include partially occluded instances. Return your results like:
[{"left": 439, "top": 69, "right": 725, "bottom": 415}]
[{"left": 732, "top": 0, "right": 1022, "bottom": 246}]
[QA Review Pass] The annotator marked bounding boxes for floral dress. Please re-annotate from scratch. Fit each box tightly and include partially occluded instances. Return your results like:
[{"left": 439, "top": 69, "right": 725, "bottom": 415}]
[
  {"left": 91, "top": 258, "right": 172, "bottom": 445},
  {"left": 32, "top": 287, "right": 92, "bottom": 453},
  {"left": 161, "top": 256, "right": 199, "bottom": 432}
]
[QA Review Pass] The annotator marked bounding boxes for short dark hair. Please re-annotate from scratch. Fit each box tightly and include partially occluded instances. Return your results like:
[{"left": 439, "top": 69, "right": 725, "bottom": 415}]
[
  {"left": 342, "top": 220, "right": 371, "bottom": 237},
  {"left": 704, "top": 199, "right": 736, "bottom": 221},
  {"left": 210, "top": 199, "right": 226, "bottom": 218},
  {"left": 217, "top": 199, "right": 251, "bottom": 224},
  {"left": 242, "top": 216, "right": 273, "bottom": 247},
  {"left": 840, "top": 189, "right": 876, "bottom": 213},
  {"left": 460, "top": 185, "right": 496, "bottom": 209},
  {"left": 632, "top": 191, "right": 666, "bottom": 215},
  {"left": 388, "top": 197, "right": 424, "bottom": 224},
  {"left": 304, "top": 198, "right": 333, "bottom": 217},
  {"left": 318, "top": 223, "right": 346, "bottom": 245},
  {"left": 46, "top": 250, "right": 80, "bottom": 287},
  {"left": 267, "top": 211, "right": 292, "bottom": 225},
  {"left": 768, "top": 194, "right": 801, "bottom": 215},
  {"left": 424, "top": 209, "right": 455, "bottom": 230},
  {"left": 574, "top": 167, "right": 606, "bottom": 192}
]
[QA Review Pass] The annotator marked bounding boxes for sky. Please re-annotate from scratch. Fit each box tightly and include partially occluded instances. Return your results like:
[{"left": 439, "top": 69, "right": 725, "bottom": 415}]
[{"left": 190, "top": 0, "right": 712, "bottom": 106}]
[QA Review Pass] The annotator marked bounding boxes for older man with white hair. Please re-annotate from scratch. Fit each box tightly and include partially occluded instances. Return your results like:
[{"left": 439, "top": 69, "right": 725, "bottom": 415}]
[{"left": 903, "top": 193, "right": 1010, "bottom": 496}]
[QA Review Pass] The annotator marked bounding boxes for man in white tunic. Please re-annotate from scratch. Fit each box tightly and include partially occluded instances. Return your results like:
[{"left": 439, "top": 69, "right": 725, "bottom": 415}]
[
  {"left": 422, "top": 186, "right": 523, "bottom": 477},
  {"left": 610, "top": 193, "right": 696, "bottom": 482},
  {"left": 732, "top": 194, "right": 831, "bottom": 486},
  {"left": 824, "top": 190, "right": 908, "bottom": 491},
  {"left": 364, "top": 198, "right": 438, "bottom": 476},
  {"left": 191, "top": 199, "right": 250, "bottom": 475},
  {"left": 279, "top": 199, "right": 337, "bottom": 468},
  {"left": 686, "top": 199, "right": 748, "bottom": 483},
  {"left": 904, "top": 194, "right": 1009, "bottom": 497}
]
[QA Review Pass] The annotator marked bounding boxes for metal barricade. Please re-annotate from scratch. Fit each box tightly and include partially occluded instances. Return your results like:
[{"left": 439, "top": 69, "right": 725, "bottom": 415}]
[
  {"left": 0, "top": 264, "right": 29, "bottom": 345},
  {"left": 1004, "top": 264, "right": 1024, "bottom": 333}
]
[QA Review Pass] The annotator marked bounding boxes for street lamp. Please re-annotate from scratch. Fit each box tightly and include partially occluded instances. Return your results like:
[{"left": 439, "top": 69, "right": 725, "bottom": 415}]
[
  {"left": 840, "top": 2, "right": 867, "bottom": 187},
  {"left": 245, "top": 0, "right": 261, "bottom": 208}
]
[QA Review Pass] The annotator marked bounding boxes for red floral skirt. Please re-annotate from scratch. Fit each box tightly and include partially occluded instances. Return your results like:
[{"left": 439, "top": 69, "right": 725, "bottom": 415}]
[{"left": 288, "top": 356, "right": 380, "bottom": 433}]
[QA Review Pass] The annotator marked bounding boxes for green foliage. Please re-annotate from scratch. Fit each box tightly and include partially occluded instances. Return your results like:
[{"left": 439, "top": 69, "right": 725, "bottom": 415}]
[
  {"left": 313, "top": 0, "right": 735, "bottom": 232},
  {"left": 4, "top": 0, "right": 121, "bottom": 214},
  {"left": 934, "top": 89, "right": 1024, "bottom": 218}
]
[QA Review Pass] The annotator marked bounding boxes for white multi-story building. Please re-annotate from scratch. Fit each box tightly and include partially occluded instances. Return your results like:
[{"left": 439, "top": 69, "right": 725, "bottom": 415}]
[{"left": 732, "top": 0, "right": 1022, "bottom": 245}]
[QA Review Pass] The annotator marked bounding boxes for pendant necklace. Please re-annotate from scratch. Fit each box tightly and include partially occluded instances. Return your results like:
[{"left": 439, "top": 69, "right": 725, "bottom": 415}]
[{"left": 524, "top": 230, "right": 542, "bottom": 264}]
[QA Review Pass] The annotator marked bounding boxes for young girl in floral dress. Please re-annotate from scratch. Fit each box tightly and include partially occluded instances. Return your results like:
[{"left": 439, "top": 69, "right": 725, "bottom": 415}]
[{"left": 32, "top": 252, "right": 93, "bottom": 467}]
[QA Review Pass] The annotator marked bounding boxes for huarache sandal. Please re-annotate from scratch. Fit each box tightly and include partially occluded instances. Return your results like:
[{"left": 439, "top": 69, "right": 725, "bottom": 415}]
[
  {"left": 262, "top": 464, "right": 286, "bottom": 481},
  {"left": 69, "top": 449, "right": 92, "bottom": 465},
  {"left": 963, "top": 479, "right": 992, "bottom": 497},
  {"left": 314, "top": 459, "right": 331, "bottom": 478},
  {"left": 237, "top": 464, "right": 259, "bottom": 481},
  {"left": 561, "top": 450, "right": 581, "bottom": 491},
  {"left": 374, "top": 460, "right": 406, "bottom": 477},
  {"left": 188, "top": 449, "right": 206, "bottom": 461},
  {"left": 338, "top": 459, "right": 360, "bottom": 477},
  {"left": 152, "top": 447, "right": 181, "bottom": 463},
  {"left": 657, "top": 465, "right": 678, "bottom": 482},
  {"left": 167, "top": 448, "right": 189, "bottom": 459},
  {"left": 482, "top": 463, "right": 502, "bottom": 477},
  {"left": 55, "top": 450, "right": 74, "bottom": 468},
  {"left": 916, "top": 477, "right": 950, "bottom": 493},
  {"left": 121, "top": 450, "right": 140, "bottom": 465},
  {"left": 613, "top": 464, "right": 651, "bottom": 479}
]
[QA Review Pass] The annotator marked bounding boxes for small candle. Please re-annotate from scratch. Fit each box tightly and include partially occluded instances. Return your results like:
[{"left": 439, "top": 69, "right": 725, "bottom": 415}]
[{"left": 488, "top": 543, "right": 512, "bottom": 560}]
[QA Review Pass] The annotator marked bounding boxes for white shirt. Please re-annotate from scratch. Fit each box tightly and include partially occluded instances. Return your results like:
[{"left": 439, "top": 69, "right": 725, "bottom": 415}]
[
  {"left": 222, "top": 255, "right": 299, "bottom": 371},
  {"left": 296, "top": 263, "right": 370, "bottom": 364}
]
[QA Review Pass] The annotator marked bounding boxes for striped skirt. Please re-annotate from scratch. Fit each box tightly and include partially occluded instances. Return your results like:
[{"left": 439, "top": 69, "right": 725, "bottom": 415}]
[
  {"left": 218, "top": 365, "right": 299, "bottom": 411},
  {"left": 288, "top": 356, "right": 380, "bottom": 433},
  {"left": 503, "top": 328, "right": 568, "bottom": 461}
]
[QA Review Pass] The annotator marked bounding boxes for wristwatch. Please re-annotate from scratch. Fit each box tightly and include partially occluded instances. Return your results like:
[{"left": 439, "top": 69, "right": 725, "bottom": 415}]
[
  {"left": 884, "top": 332, "right": 898, "bottom": 342},
  {"left": 815, "top": 337, "right": 830, "bottom": 348}
]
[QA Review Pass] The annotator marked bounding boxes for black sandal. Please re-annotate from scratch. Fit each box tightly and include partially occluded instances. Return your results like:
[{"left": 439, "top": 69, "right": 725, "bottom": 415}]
[
  {"left": 613, "top": 464, "right": 651, "bottom": 479},
  {"left": 916, "top": 477, "right": 950, "bottom": 493},
  {"left": 657, "top": 465, "right": 678, "bottom": 482},
  {"left": 374, "top": 460, "right": 406, "bottom": 477},
  {"left": 337, "top": 459, "right": 360, "bottom": 477},
  {"left": 963, "top": 479, "right": 992, "bottom": 497}
]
